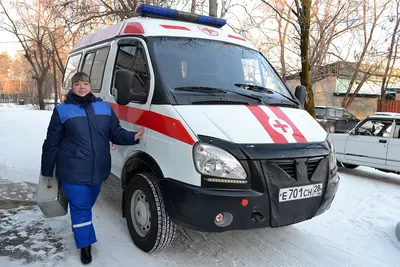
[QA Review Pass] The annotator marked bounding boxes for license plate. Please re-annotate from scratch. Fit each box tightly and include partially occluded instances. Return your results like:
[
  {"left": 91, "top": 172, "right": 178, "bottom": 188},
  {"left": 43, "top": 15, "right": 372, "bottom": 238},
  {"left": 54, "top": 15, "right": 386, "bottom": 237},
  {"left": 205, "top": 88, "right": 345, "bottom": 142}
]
[{"left": 279, "top": 183, "right": 323, "bottom": 202}]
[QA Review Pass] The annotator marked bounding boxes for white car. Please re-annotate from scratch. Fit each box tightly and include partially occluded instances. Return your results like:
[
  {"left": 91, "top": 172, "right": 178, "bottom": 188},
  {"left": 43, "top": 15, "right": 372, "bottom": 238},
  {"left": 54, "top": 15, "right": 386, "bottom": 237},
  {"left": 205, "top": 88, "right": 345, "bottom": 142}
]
[{"left": 330, "top": 112, "right": 400, "bottom": 174}]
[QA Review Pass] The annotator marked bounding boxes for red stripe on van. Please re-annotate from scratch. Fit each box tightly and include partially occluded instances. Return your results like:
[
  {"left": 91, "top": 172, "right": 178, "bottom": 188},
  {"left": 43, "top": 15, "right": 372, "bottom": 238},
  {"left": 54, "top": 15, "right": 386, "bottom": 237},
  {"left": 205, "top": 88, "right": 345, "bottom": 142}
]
[
  {"left": 268, "top": 106, "right": 307, "bottom": 143},
  {"left": 247, "top": 105, "right": 288, "bottom": 144},
  {"left": 228, "top": 34, "right": 246, "bottom": 41},
  {"left": 107, "top": 102, "right": 196, "bottom": 145},
  {"left": 160, "top": 25, "right": 190, "bottom": 31}
]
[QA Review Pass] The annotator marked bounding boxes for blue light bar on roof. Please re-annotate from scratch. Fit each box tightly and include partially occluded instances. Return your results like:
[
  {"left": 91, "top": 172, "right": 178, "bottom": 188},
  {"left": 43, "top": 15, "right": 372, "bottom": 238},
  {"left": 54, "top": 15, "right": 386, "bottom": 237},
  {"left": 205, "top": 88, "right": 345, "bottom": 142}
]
[{"left": 136, "top": 4, "right": 226, "bottom": 28}]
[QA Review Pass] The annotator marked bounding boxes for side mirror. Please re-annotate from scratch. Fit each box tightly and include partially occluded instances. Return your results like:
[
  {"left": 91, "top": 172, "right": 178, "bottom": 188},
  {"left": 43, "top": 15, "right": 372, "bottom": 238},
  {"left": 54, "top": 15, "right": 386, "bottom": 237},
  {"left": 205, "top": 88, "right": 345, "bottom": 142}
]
[
  {"left": 113, "top": 69, "right": 147, "bottom": 105},
  {"left": 295, "top": 85, "right": 306, "bottom": 106}
]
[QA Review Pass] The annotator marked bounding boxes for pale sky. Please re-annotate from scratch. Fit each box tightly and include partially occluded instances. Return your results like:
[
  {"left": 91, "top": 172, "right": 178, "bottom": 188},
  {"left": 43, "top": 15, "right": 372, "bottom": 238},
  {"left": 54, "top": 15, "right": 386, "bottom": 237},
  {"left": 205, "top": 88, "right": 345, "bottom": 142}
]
[
  {"left": 0, "top": 31, "right": 19, "bottom": 57},
  {"left": 0, "top": 0, "right": 398, "bottom": 71}
]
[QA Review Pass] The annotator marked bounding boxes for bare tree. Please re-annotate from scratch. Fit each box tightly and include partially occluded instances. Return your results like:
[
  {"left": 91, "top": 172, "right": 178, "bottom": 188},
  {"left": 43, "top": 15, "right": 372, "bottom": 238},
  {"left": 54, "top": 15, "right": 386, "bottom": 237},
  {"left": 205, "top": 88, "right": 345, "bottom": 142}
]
[
  {"left": 191, "top": 0, "right": 197, "bottom": 13},
  {"left": 309, "top": 0, "right": 362, "bottom": 81},
  {"left": 380, "top": 0, "right": 400, "bottom": 110},
  {"left": 261, "top": 0, "right": 315, "bottom": 117},
  {"left": 220, "top": 0, "right": 235, "bottom": 18},
  {"left": 209, "top": 0, "right": 218, "bottom": 17},
  {"left": 1, "top": 0, "right": 53, "bottom": 110},
  {"left": 0, "top": 52, "right": 12, "bottom": 92},
  {"left": 269, "top": 0, "right": 293, "bottom": 80},
  {"left": 342, "top": 0, "right": 391, "bottom": 108}
]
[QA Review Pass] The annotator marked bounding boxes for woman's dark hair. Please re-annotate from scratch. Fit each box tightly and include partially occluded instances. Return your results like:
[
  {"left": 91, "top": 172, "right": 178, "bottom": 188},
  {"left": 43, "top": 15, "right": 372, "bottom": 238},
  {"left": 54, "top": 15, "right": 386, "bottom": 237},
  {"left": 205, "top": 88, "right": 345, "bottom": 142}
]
[{"left": 71, "top": 72, "right": 90, "bottom": 85}]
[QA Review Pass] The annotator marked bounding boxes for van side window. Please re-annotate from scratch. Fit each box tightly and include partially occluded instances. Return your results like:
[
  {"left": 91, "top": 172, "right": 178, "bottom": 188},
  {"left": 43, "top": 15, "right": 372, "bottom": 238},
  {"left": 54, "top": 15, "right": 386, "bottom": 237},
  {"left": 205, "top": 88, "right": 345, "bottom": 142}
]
[
  {"left": 81, "top": 47, "right": 110, "bottom": 92},
  {"left": 63, "top": 54, "right": 82, "bottom": 89},
  {"left": 112, "top": 43, "right": 150, "bottom": 99},
  {"left": 82, "top": 52, "right": 95, "bottom": 76}
]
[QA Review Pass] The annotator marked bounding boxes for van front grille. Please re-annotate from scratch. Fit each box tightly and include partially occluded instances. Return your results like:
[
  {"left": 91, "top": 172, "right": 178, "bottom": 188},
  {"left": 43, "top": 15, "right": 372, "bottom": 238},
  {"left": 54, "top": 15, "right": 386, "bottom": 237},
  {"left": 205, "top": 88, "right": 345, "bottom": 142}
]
[
  {"left": 269, "top": 157, "right": 324, "bottom": 180},
  {"left": 271, "top": 160, "right": 296, "bottom": 180},
  {"left": 307, "top": 157, "right": 323, "bottom": 178}
]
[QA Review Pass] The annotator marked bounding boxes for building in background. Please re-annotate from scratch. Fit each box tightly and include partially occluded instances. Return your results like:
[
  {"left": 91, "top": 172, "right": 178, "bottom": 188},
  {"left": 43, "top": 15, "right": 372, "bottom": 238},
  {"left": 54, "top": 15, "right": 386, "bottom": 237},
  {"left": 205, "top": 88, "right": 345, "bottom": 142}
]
[{"left": 286, "top": 61, "right": 400, "bottom": 119}]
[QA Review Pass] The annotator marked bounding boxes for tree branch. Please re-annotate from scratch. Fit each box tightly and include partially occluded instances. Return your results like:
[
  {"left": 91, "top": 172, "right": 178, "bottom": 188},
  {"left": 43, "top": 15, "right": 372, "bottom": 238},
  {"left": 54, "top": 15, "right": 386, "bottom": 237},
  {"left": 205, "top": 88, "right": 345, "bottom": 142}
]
[{"left": 260, "top": 0, "right": 300, "bottom": 36}]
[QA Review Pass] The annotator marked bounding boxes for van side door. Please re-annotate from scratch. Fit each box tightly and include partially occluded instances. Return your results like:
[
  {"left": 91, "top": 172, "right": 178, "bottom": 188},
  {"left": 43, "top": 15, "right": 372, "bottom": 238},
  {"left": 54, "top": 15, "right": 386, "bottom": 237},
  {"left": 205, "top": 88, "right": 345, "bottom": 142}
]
[{"left": 103, "top": 38, "right": 154, "bottom": 176}]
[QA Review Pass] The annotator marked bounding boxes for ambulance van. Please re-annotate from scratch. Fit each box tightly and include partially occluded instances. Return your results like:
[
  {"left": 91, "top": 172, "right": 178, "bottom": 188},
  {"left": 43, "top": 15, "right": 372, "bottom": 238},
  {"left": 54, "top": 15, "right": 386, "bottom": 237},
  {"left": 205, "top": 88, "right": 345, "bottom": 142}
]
[{"left": 60, "top": 4, "right": 340, "bottom": 252}]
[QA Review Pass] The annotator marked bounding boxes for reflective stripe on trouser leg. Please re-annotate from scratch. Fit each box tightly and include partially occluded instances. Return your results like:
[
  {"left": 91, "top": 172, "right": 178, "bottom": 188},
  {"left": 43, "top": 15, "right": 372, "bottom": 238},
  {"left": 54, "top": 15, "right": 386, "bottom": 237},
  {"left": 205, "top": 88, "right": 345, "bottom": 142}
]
[{"left": 60, "top": 180, "right": 101, "bottom": 249}]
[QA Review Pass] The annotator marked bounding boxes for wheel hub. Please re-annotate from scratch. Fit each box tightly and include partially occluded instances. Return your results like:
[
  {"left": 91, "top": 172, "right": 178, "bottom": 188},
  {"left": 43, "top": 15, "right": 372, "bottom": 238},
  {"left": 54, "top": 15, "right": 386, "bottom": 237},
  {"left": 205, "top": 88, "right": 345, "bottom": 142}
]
[{"left": 131, "top": 189, "right": 151, "bottom": 237}]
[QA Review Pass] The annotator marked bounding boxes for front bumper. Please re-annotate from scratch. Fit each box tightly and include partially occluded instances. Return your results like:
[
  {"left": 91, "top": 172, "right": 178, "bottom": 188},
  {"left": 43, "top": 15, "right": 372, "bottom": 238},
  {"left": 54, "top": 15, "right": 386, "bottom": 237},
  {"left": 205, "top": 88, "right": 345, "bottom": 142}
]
[{"left": 160, "top": 157, "right": 340, "bottom": 232}]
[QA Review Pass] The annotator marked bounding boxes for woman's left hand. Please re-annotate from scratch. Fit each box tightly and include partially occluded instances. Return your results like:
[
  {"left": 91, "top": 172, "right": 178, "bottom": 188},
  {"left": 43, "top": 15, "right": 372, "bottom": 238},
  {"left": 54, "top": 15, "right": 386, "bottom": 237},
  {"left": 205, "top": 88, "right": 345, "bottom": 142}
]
[{"left": 135, "top": 127, "right": 145, "bottom": 141}]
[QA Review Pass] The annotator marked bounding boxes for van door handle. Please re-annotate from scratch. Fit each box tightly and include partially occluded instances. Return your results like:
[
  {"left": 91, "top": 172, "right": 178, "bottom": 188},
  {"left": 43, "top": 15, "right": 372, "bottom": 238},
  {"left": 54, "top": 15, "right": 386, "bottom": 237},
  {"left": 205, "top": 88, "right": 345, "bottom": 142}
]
[{"left": 379, "top": 139, "right": 387, "bottom": 143}]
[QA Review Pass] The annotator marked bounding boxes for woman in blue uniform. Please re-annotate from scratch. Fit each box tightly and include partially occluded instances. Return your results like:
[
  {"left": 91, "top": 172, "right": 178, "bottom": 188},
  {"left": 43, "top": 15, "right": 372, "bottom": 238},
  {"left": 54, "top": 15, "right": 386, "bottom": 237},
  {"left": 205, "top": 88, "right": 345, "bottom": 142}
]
[{"left": 41, "top": 72, "right": 144, "bottom": 264}]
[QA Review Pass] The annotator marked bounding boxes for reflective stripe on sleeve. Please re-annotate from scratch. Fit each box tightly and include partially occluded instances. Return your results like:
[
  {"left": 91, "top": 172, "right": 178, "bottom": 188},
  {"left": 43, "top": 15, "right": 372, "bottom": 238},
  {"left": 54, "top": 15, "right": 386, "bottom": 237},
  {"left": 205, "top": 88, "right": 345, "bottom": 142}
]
[{"left": 72, "top": 221, "right": 92, "bottom": 228}]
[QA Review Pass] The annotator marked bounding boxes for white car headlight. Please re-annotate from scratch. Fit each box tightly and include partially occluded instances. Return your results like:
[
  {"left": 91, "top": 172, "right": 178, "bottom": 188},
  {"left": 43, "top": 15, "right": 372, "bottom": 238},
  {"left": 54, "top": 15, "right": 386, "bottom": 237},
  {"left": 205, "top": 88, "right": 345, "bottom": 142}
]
[
  {"left": 326, "top": 135, "right": 337, "bottom": 171},
  {"left": 193, "top": 142, "right": 247, "bottom": 180}
]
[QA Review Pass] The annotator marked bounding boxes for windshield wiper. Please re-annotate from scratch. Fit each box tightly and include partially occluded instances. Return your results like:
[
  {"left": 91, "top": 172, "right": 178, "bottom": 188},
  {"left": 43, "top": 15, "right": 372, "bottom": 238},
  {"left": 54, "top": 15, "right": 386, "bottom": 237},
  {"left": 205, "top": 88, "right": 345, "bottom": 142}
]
[
  {"left": 175, "top": 86, "right": 226, "bottom": 95},
  {"left": 234, "top": 83, "right": 299, "bottom": 106},
  {"left": 175, "top": 86, "right": 264, "bottom": 104}
]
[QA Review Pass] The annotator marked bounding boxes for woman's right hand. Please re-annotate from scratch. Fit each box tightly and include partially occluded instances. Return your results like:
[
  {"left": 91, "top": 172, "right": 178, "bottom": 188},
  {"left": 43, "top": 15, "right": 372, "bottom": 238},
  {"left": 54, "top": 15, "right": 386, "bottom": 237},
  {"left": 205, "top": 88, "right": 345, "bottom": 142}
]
[{"left": 135, "top": 127, "right": 145, "bottom": 141}]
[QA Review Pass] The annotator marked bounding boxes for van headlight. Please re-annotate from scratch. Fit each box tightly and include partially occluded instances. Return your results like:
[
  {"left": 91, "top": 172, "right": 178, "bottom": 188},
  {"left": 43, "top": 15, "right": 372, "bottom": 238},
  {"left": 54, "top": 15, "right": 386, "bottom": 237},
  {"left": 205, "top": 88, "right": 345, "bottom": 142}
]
[
  {"left": 193, "top": 143, "right": 247, "bottom": 180},
  {"left": 326, "top": 136, "right": 337, "bottom": 171}
]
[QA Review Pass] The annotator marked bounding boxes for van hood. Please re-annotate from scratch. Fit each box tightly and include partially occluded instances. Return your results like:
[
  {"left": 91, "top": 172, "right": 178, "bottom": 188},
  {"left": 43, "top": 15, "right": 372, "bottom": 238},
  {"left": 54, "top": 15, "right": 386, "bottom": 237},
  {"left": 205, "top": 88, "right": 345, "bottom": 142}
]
[{"left": 174, "top": 105, "right": 327, "bottom": 144}]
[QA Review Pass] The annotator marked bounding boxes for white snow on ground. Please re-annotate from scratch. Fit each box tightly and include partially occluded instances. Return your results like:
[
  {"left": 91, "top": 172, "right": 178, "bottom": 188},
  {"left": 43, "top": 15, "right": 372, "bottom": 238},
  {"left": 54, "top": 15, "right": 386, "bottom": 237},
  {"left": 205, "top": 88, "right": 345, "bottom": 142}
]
[
  {"left": 0, "top": 104, "right": 399, "bottom": 267},
  {"left": 0, "top": 103, "right": 52, "bottom": 184}
]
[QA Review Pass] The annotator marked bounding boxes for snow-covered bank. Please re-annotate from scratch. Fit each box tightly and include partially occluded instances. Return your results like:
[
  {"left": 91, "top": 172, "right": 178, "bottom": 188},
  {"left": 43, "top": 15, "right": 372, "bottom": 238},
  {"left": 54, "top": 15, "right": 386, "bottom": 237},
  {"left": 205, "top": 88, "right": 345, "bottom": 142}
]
[
  {"left": 0, "top": 104, "right": 399, "bottom": 267},
  {"left": 0, "top": 104, "right": 51, "bottom": 184}
]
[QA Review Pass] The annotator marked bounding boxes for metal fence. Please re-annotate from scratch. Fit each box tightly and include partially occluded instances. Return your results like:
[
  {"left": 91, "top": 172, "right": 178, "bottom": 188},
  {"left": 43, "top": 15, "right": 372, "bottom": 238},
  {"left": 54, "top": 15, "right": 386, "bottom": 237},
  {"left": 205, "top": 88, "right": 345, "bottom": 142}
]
[
  {"left": 0, "top": 94, "right": 30, "bottom": 104},
  {"left": 0, "top": 93, "right": 57, "bottom": 105},
  {"left": 377, "top": 100, "right": 400, "bottom": 113}
]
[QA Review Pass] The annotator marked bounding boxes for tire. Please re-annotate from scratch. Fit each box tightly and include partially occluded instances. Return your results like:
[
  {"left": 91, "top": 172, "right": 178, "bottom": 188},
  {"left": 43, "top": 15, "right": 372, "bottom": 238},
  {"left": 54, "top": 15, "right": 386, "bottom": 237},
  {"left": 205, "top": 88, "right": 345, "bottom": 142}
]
[
  {"left": 125, "top": 173, "right": 176, "bottom": 252},
  {"left": 342, "top": 163, "right": 358, "bottom": 169}
]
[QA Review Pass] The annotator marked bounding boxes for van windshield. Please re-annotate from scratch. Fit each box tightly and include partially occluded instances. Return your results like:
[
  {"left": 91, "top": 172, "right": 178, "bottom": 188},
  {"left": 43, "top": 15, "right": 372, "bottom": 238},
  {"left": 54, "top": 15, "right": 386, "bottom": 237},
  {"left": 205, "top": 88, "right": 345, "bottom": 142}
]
[{"left": 150, "top": 37, "right": 294, "bottom": 103}]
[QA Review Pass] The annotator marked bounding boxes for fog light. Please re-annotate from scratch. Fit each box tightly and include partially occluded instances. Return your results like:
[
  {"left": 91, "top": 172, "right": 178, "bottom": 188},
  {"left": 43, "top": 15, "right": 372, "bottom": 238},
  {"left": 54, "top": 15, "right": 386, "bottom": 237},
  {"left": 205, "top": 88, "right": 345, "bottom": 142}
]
[
  {"left": 214, "top": 212, "right": 233, "bottom": 227},
  {"left": 329, "top": 175, "right": 339, "bottom": 185}
]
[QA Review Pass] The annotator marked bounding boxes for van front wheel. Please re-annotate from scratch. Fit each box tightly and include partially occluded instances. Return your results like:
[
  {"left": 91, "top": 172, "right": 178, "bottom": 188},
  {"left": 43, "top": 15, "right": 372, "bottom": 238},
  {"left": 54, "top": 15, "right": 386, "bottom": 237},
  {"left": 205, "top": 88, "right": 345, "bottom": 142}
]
[{"left": 125, "top": 173, "right": 176, "bottom": 252}]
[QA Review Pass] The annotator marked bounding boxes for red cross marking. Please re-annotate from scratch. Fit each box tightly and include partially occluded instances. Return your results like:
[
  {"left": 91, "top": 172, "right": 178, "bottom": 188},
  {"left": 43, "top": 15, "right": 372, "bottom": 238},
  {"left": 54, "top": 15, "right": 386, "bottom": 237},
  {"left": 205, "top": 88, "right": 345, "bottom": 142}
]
[
  {"left": 201, "top": 27, "right": 214, "bottom": 34},
  {"left": 216, "top": 214, "right": 223, "bottom": 222},
  {"left": 198, "top": 26, "right": 218, "bottom": 36},
  {"left": 273, "top": 120, "right": 289, "bottom": 133}
]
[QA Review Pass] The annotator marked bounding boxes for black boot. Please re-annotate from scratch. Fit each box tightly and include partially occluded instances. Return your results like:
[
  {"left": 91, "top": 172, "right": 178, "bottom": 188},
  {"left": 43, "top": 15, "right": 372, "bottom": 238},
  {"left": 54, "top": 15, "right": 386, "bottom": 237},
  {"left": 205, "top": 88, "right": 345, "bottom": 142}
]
[{"left": 80, "top": 246, "right": 92, "bottom": 264}]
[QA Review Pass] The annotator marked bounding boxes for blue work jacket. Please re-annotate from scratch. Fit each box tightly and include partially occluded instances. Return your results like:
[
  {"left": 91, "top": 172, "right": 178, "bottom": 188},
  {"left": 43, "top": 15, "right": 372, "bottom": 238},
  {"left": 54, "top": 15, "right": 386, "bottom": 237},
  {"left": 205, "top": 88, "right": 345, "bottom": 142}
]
[{"left": 41, "top": 91, "right": 138, "bottom": 185}]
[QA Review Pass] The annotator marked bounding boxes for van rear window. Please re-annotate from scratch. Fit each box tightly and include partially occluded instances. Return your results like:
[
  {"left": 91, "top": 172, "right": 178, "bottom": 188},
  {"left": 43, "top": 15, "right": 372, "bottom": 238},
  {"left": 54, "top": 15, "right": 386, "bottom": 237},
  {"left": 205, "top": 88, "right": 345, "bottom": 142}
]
[
  {"left": 81, "top": 47, "right": 110, "bottom": 92},
  {"left": 63, "top": 54, "right": 82, "bottom": 89}
]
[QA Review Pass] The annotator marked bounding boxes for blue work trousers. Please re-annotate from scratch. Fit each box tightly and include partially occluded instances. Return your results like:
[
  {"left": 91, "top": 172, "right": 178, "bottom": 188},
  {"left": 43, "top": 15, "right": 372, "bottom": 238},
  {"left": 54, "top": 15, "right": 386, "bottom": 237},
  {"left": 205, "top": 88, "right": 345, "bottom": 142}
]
[{"left": 60, "top": 180, "right": 102, "bottom": 249}]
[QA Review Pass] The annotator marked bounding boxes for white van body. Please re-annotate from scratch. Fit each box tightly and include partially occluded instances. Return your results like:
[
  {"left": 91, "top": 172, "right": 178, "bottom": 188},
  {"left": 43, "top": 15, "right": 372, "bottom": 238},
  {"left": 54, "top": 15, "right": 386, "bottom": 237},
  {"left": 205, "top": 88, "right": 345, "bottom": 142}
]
[{"left": 60, "top": 4, "right": 340, "bottom": 252}]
